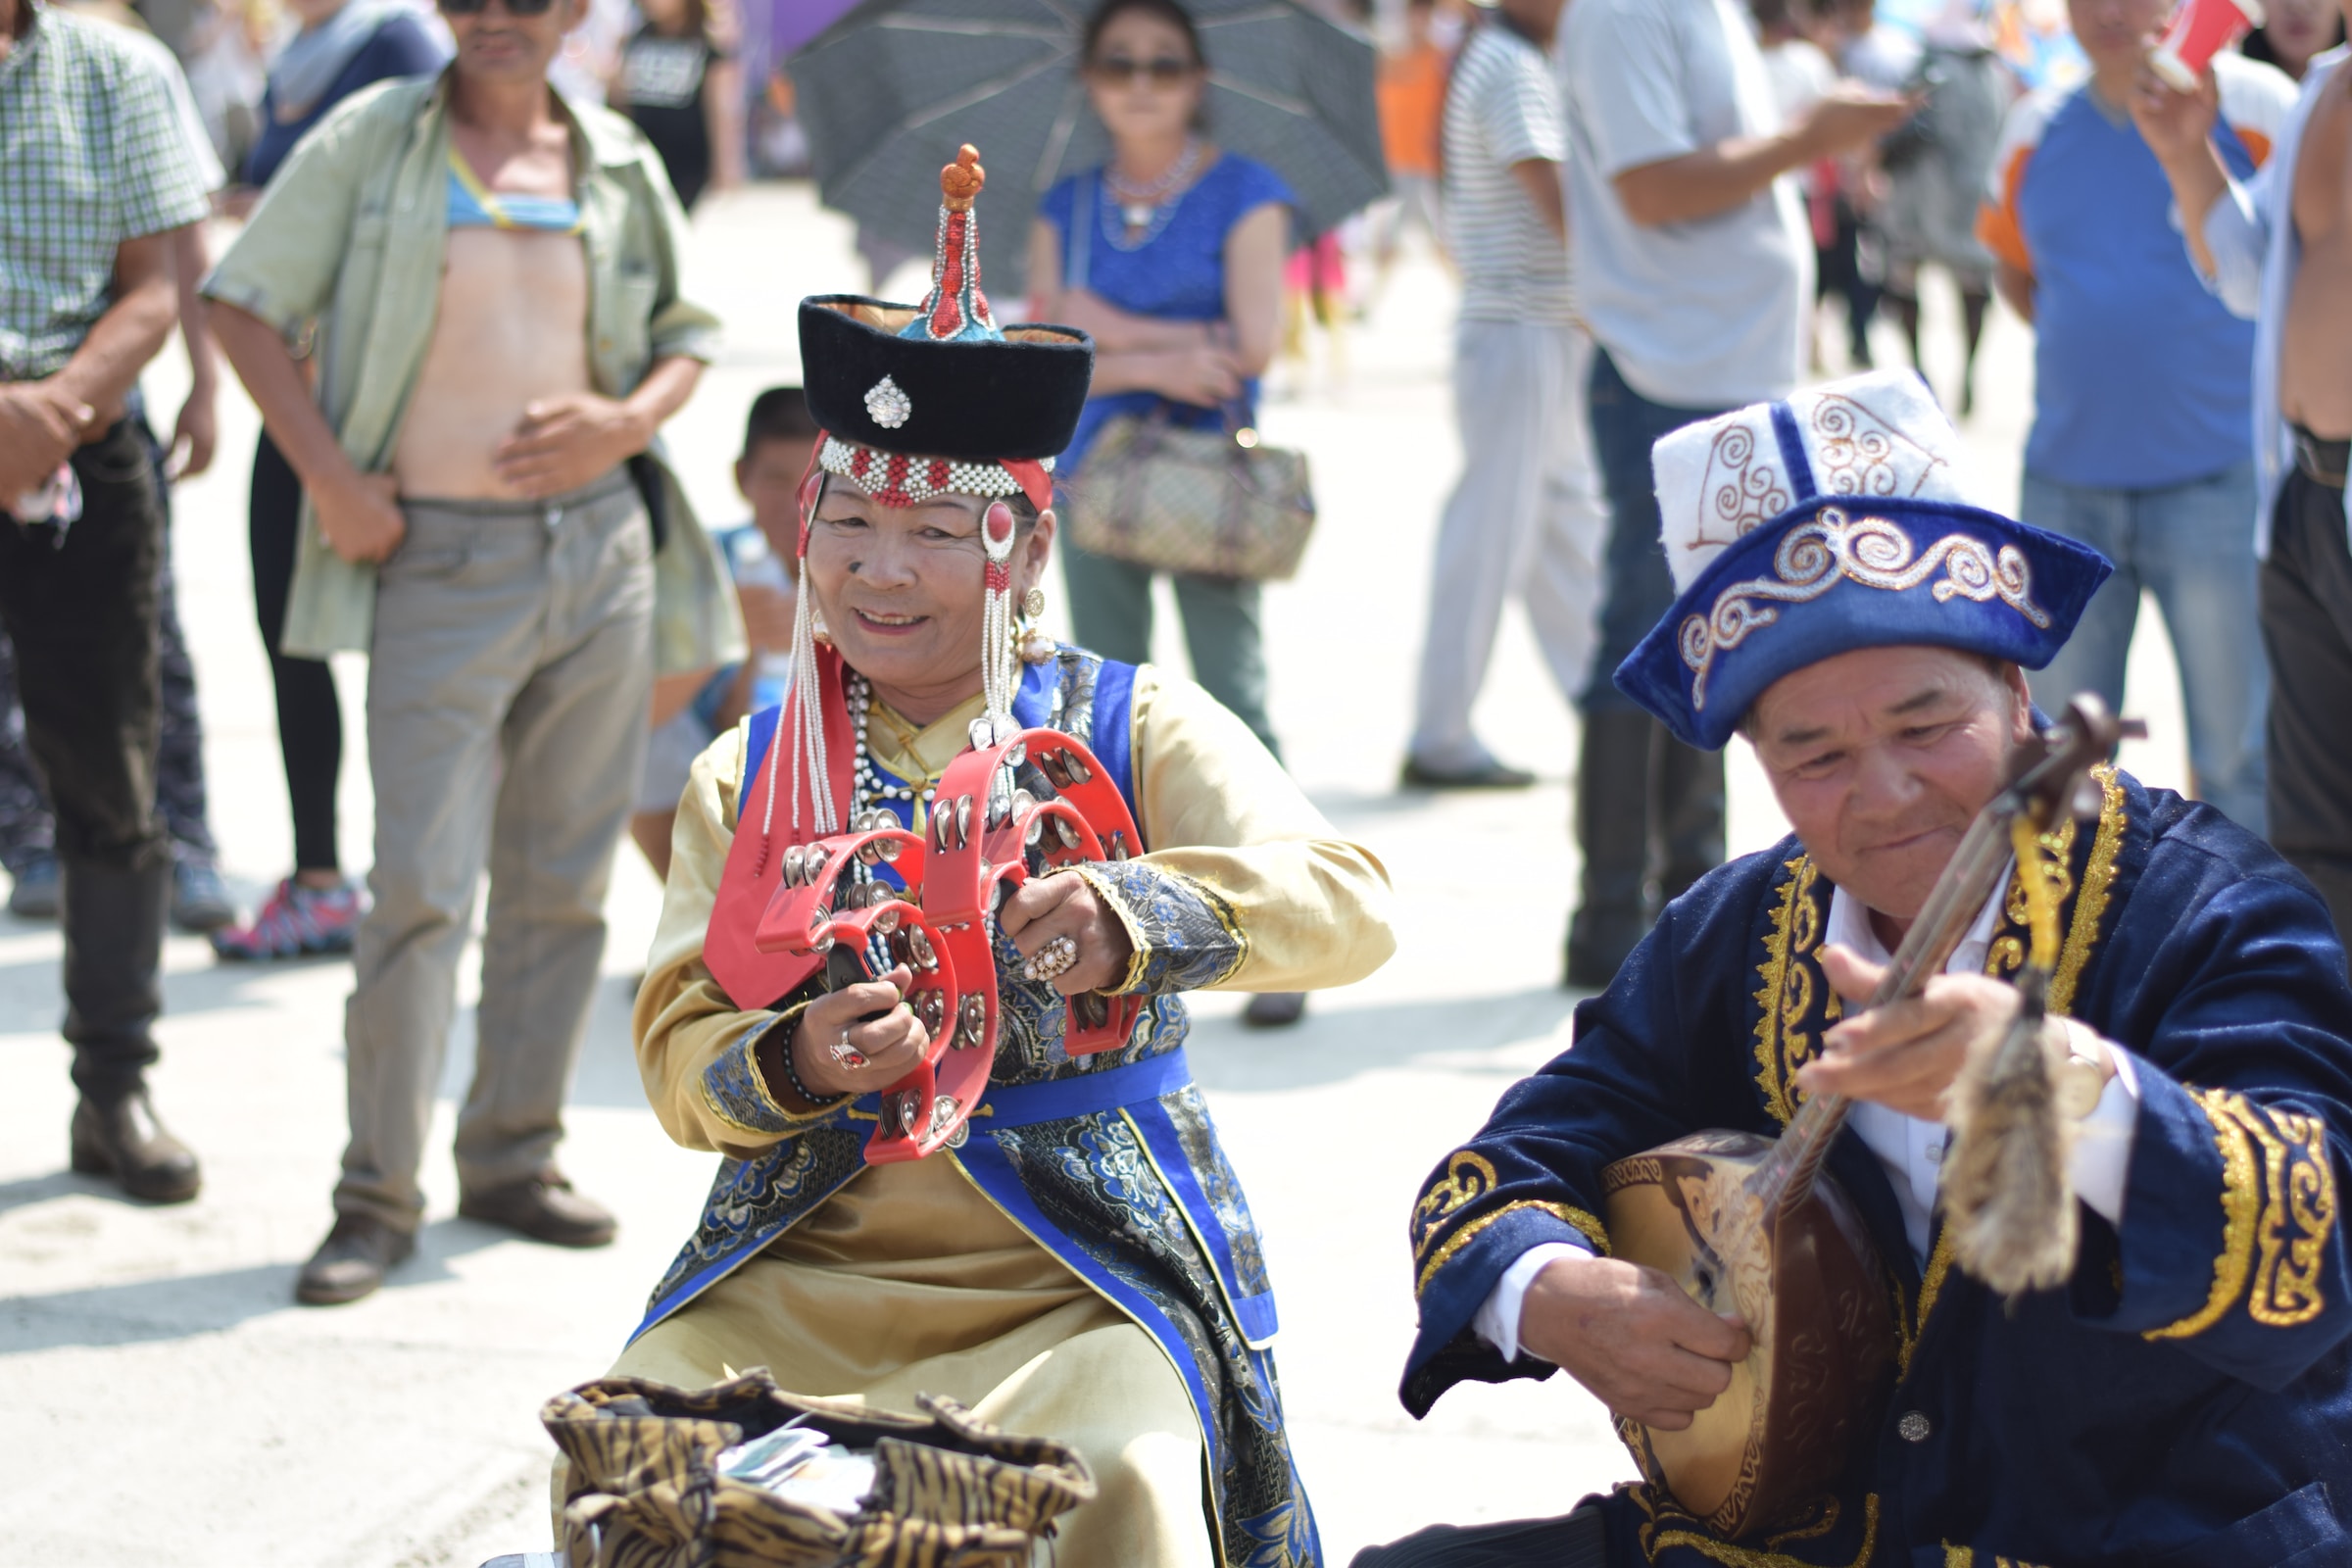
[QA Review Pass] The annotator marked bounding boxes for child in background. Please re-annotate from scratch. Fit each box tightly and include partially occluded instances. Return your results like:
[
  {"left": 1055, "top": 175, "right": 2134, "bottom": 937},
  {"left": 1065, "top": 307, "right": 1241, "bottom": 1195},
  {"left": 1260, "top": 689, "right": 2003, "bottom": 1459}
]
[{"left": 628, "top": 388, "right": 817, "bottom": 880}]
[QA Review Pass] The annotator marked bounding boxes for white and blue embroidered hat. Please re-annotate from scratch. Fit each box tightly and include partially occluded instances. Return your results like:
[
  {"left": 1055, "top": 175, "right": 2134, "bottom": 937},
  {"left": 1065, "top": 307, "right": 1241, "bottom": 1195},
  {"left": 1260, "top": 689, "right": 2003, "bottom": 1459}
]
[{"left": 1614, "top": 369, "right": 2112, "bottom": 751}]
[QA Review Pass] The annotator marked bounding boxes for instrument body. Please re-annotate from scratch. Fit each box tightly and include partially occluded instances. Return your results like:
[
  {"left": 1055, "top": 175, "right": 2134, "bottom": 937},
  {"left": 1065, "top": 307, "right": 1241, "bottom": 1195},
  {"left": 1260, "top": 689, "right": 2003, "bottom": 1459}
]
[
  {"left": 1604, "top": 1134, "right": 1894, "bottom": 1538},
  {"left": 750, "top": 725, "right": 1145, "bottom": 1162},
  {"left": 1598, "top": 698, "right": 2128, "bottom": 1537}
]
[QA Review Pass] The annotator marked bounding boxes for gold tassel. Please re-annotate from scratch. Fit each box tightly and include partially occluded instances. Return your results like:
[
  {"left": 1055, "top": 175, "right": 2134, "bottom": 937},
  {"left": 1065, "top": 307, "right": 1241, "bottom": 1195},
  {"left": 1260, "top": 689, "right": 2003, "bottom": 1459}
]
[{"left": 1941, "top": 816, "right": 2079, "bottom": 1300}]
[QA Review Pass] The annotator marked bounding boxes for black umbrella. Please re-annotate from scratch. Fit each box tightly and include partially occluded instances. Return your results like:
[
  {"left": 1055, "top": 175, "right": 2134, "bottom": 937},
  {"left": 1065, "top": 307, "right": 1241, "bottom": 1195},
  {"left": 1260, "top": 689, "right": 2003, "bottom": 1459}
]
[{"left": 787, "top": 0, "right": 1388, "bottom": 296}]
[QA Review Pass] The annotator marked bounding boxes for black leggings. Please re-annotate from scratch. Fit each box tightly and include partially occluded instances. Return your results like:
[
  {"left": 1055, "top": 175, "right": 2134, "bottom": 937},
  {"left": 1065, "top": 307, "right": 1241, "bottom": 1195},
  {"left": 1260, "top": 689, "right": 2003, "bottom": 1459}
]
[{"left": 250, "top": 430, "right": 342, "bottom": 874}]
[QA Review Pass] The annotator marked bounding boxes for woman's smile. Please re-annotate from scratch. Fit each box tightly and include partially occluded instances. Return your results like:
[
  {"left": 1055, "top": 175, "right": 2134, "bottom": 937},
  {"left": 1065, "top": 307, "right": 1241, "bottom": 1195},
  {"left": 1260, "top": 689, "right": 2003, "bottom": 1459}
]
[{"left": 850, "top": 607, "right": 929, "bottom": 635}]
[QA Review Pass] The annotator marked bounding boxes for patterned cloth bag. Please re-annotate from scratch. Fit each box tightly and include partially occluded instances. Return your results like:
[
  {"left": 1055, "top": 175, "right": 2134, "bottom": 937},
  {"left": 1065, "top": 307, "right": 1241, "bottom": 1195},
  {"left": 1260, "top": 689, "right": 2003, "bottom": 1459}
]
[
  {"left": 544, "top": 1371, "right": 1096, "bottom": 1568},
  {"left": 1062, "top": 177, "right": 1318, "bottom": 582}
]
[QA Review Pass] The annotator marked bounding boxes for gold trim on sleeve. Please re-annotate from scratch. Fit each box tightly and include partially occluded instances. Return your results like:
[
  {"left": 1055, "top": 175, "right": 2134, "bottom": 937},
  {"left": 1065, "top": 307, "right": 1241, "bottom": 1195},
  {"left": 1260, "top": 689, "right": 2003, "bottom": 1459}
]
[
  {"left": 2145, "top": 1088, "right": 2263, "bottom": 1340},
  {"left": 1413, "top": 1198, "right": 1610, "bottom": 1296}
]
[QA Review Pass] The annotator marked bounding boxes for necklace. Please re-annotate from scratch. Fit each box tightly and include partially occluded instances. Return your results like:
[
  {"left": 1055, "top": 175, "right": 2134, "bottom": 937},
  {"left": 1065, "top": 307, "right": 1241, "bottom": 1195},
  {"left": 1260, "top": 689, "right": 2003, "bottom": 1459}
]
[
  {"left": 848, "top": 672, "right": 941, "bottom": 825},
  {"left": 1102, "top": 136, "right": 1202, "bottom": 251}
]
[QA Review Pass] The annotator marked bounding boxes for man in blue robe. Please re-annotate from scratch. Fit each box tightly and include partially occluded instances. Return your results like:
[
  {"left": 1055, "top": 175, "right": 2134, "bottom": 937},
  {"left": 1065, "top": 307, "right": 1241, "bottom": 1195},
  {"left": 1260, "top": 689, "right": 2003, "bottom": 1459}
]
[{"left": 1379, "top": 370, "right": 2352, "bottom": 1566}]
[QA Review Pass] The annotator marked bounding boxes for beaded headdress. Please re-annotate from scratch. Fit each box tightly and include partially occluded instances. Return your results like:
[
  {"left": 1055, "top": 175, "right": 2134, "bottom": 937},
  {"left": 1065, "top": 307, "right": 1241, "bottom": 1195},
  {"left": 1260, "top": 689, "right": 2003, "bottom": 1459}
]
[
  {"left": 775, "top": 145, "right": 1094, "bottom": 840},
  {"left": 1614, "top": 369, "right": 2112, "bottom": 750}
]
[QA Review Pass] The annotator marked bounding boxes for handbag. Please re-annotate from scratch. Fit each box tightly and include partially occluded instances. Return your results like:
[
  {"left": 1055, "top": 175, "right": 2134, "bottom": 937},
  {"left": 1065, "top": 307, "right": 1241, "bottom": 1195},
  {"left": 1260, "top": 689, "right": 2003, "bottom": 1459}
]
[
  {"left": 544, "top": 1370, "right": 1096, "bottom": 1568},
  {"left": 1061, "top": 175, "right": 1318, "bottom": 582}
]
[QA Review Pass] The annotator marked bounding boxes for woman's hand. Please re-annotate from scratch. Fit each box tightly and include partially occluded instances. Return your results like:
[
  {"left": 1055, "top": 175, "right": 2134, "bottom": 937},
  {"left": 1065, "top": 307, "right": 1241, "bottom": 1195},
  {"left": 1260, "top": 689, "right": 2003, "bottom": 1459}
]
[
  {"left": 1136, "top": 342, "right": 1245, "bottom": 407},
  {"left": 780, "top": 963, "right": 932, "bottom": 1099},
  {"left": 999, "top": 872, "right": 1135, "bottom": 996}
]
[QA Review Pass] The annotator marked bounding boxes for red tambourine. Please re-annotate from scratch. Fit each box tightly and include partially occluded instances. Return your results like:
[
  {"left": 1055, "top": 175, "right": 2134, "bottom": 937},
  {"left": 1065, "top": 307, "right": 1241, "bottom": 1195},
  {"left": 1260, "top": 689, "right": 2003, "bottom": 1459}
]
[{"left": 749, "top": 728, "right": 1144, "bottom": 1162}]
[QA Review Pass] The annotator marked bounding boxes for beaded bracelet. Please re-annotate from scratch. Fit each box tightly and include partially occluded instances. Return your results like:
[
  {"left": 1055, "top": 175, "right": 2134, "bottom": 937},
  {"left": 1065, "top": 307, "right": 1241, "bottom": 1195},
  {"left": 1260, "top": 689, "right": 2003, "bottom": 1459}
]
[{"left": 770, "top": 1017, "right": 851, "bottom": 1114}]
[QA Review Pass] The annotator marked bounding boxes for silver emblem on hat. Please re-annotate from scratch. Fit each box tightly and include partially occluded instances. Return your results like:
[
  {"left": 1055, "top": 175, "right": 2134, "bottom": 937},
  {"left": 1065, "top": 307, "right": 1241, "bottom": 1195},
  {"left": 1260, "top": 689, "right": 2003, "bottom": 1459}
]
[{"left": 864, "top": 374, "right": 912, "bottom": 429}]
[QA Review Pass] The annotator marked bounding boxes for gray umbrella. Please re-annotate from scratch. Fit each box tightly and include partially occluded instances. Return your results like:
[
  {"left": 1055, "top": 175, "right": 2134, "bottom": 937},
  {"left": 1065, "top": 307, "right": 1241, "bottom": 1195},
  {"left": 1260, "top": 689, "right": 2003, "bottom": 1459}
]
[{"left": 787, "top": 0, "right": 1388, "bottom": 296}]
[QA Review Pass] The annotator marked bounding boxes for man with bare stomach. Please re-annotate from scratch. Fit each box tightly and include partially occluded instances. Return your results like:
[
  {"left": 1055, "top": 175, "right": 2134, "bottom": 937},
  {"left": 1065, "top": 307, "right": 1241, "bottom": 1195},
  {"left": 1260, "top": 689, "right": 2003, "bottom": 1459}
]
[
  {"left": 204, "top": 0, "right": 729, "bottom": 1302},
  {"left": 2139, "top": 24, "right": 2352, "bottom": 963}
]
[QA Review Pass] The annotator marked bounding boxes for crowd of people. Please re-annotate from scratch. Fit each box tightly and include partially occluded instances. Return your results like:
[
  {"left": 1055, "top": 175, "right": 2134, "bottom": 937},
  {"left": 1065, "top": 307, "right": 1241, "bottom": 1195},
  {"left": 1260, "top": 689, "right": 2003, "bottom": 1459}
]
[{"left": 11, "top": 0, "right": 2352, "bottom": 1559}]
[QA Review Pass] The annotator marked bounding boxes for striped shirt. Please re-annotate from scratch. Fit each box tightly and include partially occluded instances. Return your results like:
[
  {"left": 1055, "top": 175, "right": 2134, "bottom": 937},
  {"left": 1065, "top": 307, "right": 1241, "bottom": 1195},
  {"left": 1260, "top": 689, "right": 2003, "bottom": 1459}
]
[
  {"left": 0, "top": 3, "right": 210, "bottom": 379},
  {"left": 1442, "top": 23, "right": 1573, "bottom": 324}
]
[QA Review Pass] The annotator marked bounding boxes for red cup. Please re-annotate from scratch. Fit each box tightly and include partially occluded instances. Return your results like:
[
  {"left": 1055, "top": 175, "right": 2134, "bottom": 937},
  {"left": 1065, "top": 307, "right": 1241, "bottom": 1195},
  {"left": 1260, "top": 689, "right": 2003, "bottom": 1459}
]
[{"left": 2150, "top": 0, "right": 2267, "bottom": 89}]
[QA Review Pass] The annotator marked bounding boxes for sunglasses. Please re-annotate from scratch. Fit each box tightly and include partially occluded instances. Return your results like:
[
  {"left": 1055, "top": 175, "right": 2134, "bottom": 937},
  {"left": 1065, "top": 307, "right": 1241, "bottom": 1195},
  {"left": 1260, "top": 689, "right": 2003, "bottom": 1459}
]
[
  {"left": 1088, "top": 54, "right": 1197, "bottom": 84},
  {"left": 439, "top": 0, "right": 558, "bottom": 16}
]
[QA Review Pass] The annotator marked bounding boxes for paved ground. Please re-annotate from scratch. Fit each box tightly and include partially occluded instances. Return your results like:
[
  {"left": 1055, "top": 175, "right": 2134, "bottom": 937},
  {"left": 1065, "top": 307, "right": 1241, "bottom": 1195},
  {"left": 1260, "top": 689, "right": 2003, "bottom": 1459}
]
[{"left": 0, "top": 183, "right": 2191, "bottom": 1566}]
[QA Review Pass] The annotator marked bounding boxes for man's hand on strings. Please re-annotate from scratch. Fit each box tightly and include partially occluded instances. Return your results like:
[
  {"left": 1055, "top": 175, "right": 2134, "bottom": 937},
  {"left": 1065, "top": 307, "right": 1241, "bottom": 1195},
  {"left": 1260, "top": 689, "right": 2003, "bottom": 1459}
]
[
  {"left": 1804, "top": 944, "right": 2020, "bottom": 1120},
  {"left": 1517, "top": 1252, "right": 1752, "bottom": 1431}
]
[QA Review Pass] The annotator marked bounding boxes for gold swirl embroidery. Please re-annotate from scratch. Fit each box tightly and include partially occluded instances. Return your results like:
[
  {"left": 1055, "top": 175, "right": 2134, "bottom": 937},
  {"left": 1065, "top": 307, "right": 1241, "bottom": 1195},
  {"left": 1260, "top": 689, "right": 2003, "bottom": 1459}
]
[
  {"left": 1636, "top": 1486, "right": 1881, "bottom": 1567},
  {"left": 1679, "top": 508, "right": 2050, "bottom": 710},
  {"left": 1414, "top": 1199, "right": 1609, "bottom": 1296},
  {"left": 1753, "top": 857, "right": 1834, "bottom": 1125},
  {"left": 1410, "top": 1151, "right": 1497, "bottom": 1260},
  {"left": 2249, "top": 1103, "right": 2335, "bottom": 1326}
]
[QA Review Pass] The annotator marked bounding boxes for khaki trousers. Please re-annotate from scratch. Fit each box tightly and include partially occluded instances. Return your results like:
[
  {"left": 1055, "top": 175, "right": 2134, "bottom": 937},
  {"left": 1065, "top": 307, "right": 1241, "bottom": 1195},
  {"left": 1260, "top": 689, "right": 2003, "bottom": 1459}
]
[{"left": 335, "top": 475, "right": 654, "bottom": 1230}]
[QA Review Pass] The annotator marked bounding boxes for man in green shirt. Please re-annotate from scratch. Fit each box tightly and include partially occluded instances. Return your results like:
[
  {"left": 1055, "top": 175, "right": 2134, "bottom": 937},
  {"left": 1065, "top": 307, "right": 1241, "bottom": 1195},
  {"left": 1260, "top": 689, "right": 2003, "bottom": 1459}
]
[
  {"left": 0, "top": 0, "right": 213, "bottom": 1204},
  {"left": 206, "top": 0, "right": 738, "bottom": 1305}
]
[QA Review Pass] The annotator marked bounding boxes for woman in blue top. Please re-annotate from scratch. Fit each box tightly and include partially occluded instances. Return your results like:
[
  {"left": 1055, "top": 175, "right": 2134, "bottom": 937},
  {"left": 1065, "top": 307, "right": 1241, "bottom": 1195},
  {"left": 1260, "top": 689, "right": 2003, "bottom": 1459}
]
[
  {"left": 212, "top": 0, "right": 445, "bottom": 963},
  {"left": 1028, "top": 0, "right": 1292, "bottom": 761}
]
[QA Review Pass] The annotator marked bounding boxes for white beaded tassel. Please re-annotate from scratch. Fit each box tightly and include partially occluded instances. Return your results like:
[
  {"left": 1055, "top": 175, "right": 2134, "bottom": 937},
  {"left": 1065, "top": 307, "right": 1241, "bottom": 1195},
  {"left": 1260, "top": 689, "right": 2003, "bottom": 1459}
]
[
  {"left": 978, "top": 500, "right": 1020, "bottom": 734},
  {"left": 763, "top": 477, "right": 841, "bottom": 847}
]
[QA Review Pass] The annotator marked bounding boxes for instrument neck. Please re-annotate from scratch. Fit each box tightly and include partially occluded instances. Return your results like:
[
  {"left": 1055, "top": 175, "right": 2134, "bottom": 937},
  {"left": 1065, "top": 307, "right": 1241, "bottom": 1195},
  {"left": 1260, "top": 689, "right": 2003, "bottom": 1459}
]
[{"left": 1753, "top": 1088, "right": 1851, "bottom": 1216}]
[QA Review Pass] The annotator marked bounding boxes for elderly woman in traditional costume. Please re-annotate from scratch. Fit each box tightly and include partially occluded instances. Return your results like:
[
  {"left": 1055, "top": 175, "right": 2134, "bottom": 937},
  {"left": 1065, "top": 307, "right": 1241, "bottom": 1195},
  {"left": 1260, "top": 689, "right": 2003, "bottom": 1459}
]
[{"left": 603, "top": 150, "right": 1391, "bottom": 1568}]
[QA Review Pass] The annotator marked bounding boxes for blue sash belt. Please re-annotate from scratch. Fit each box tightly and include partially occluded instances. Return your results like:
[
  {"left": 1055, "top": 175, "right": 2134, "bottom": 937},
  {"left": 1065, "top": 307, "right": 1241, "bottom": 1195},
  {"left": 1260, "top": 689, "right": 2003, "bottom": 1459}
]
[{"left": 852, "top": 1048, "right": 1192, "bottom": 1129}]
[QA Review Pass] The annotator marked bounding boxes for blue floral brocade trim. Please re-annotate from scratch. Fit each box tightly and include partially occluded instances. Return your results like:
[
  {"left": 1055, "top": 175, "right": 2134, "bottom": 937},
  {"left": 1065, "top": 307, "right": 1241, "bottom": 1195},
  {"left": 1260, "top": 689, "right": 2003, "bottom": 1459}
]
[{"left": 1079, "top": 860, "right": 1250, "bottom": 997}]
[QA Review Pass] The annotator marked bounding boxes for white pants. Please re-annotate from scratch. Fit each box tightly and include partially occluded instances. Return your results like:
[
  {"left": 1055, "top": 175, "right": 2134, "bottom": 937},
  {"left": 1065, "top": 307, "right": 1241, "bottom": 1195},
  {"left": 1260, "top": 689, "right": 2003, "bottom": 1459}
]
[{"left": 1408, "top": 319, "right": 1607, "bottom": 769}]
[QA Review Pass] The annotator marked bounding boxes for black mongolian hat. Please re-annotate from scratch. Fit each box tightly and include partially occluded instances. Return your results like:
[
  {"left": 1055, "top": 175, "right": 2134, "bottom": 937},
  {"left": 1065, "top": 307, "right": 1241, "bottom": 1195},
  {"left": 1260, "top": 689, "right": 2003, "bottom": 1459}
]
[{"left": 799, "top": 146, "right": 1093, "bottom": 477}]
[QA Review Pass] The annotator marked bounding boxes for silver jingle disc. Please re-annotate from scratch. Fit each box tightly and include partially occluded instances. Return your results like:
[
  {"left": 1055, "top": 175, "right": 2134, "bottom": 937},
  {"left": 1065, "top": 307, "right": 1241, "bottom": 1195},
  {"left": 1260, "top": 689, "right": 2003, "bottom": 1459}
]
[
  {"left": 956, "top": 795, "right": 973, "bottom": 849},
  {"left": 876, "top": 837, "right": 903, "bottom": 862},
  {"left": 928, "top": 1095, "right": 959, "bottom": 1137},
  {"left": 1005, "top": 742, "right": 1027, "bottom": 768},
  {"left": 1064, "top": 755, "right": 1092, "bottom": 786},
  {"left": 783, "top": 844, "right": 805, "bottom": 886},
  {"left": 875, "top": 906, "right": 903, "bottom": 934},
  {"left": 897, "top": 1090, "right": 926, "bottom": 1136},
  {"left": 1054, "top": 815, "right": 1083, "bottom": 850},
  {"left": 946, "top": 1119, "right": 970, "bottom": 1150},
  {"left": 908, "top": 927, "right": 938, "bottom": 969}
]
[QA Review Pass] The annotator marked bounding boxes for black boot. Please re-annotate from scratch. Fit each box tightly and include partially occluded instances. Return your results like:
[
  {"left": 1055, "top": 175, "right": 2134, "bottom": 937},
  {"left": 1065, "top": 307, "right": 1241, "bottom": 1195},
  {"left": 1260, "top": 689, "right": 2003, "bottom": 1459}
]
[
  {"left": 71, "top": 1090, "right": 199, "bottom": 1203},
  {"left": 1655, "top": 722, "right": 1727, "bottom": 906},
  {"left": 1565, "top": 710, "right": 1657, "bottom": 990},
  {"left": 61, "top": 857, "right": 196, "bottom": 1202}
]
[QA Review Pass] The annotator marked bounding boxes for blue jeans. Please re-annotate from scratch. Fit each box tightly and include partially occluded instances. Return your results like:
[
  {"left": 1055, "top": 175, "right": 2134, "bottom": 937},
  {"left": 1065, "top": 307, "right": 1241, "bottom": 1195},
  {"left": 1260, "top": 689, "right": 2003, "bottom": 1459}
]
[{"left": 2022, "top": 462, "right": 2269, "bottom": 834}]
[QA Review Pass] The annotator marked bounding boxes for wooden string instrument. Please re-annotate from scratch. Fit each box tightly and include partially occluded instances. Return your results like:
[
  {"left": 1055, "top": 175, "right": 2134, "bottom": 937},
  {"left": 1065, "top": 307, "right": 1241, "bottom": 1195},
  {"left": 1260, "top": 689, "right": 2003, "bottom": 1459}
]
[{"left": 1599, "top": 696, "right": 2129, "bottom": 1538}]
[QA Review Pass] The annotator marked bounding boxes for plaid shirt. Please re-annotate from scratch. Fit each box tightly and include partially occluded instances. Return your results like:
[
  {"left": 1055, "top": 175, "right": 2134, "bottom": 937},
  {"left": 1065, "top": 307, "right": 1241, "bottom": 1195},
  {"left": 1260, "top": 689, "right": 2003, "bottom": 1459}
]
[{"left": 0, "top": 3, "right": 209, "bottom": 380}]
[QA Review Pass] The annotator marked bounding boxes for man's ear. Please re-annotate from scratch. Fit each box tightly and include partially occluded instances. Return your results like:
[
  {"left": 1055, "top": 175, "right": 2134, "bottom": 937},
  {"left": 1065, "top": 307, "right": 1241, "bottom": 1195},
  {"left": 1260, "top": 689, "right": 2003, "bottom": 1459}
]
[{"left": 2005, "top": 661, "right": 2036, "bottom": 741}]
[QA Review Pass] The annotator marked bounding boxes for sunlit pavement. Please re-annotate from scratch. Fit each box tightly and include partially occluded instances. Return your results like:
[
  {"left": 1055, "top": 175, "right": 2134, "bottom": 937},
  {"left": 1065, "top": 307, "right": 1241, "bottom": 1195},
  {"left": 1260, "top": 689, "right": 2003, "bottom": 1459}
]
[{"left": 0, "top": 183, "right": 2190, "bottom": 1565}]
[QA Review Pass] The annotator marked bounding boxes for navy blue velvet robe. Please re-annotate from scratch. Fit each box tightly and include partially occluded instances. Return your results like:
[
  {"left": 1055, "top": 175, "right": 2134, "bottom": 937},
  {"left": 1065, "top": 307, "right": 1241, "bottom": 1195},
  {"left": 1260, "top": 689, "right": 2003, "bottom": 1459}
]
[{"left": 1404, "top": 769, "right": 2352, "bottom": 1566}]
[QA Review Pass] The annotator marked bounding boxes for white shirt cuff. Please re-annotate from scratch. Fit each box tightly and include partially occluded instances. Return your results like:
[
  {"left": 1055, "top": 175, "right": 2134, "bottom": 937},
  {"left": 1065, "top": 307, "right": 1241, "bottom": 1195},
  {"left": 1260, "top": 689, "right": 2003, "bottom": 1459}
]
[
  {"left": 2065, "top": 1024, "right": 2141, "bottom": 1230},
  {"left": 1472, "top": 1239, "right": 1592, "bottom": 1363}
]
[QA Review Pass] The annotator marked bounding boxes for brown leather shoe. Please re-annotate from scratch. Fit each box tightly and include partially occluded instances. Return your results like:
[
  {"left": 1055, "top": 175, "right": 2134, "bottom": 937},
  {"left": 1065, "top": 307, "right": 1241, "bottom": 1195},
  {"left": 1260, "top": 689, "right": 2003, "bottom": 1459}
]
[
  {"left": 459, "top": 1171, "right": 617, "bottom": 1249},
  {"left": 296, "top": 1212, "right": 416, "bottom": 1306},
  {"left": 70, "top": 1091, "right": 201, "bottom": 1203}
]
